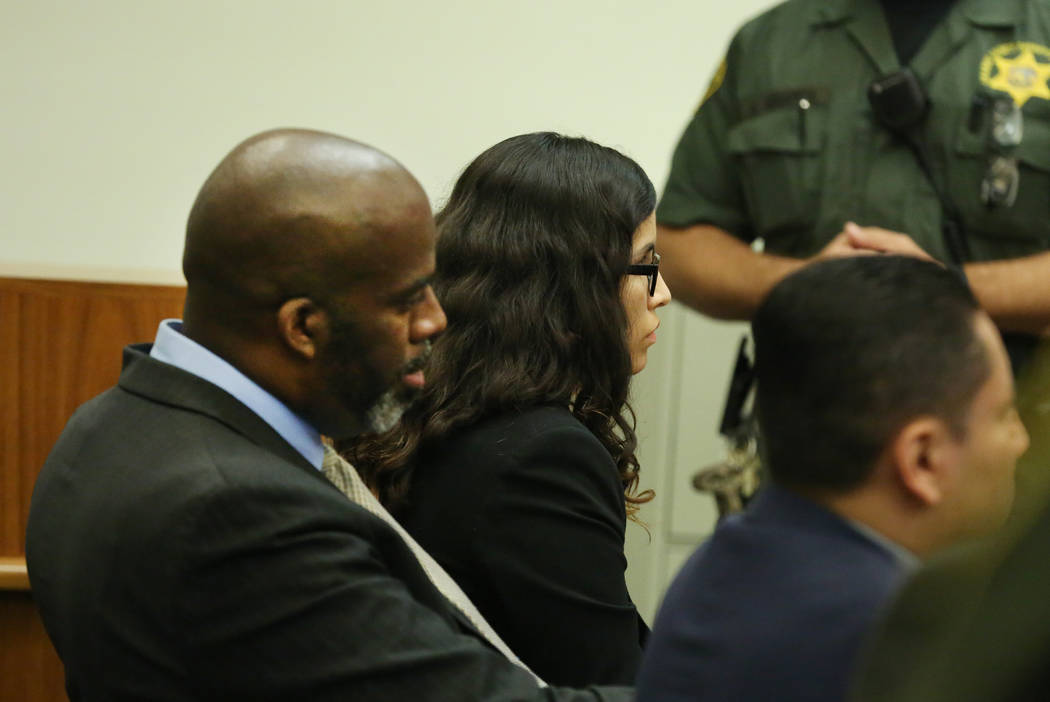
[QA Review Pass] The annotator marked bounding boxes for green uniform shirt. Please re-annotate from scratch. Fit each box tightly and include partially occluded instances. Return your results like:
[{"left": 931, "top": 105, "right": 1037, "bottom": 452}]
[{"left": 659, "top": 0, "right": 1050, "bottom": 263}]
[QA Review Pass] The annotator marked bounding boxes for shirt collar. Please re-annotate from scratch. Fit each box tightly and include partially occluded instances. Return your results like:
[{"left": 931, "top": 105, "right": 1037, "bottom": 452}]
[
  {"left": 845, "top": 517, "right": 922, "bottom": 573},
  {"left": 961, "top": 0, "right": 1026, "bottom": 28},
  {"left": 810, "top": 0, "right": 856, "bottom": 26},
  {"left": 149, "top": 319, "right": 324, "bottom": 470},
  {"left": 811, "top": 0, "right": 1022, "bottom": 29}
]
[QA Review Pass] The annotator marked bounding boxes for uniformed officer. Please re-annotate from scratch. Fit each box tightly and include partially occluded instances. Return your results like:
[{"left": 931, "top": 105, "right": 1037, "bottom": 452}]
[
  {"left": 662, "top": 0, "right": 1050, "bottom": 520},
  {"left": 659, "top": 0, "right": 1050, "bottom": 368}
]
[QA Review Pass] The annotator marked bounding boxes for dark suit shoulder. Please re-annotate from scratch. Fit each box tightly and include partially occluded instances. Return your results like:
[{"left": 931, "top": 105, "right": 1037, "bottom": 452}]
[
  {"left": 680, "top": 507, "right": 901, "bottom": 623},
  {"left": 415, "top": 406, "right": 619, "bottom": 505},
  {"left": 638, "top": 489, "right": 903, "bottom": 702},
  {"left": 444, "top": 405, "right": 606, "bottom": 458}
]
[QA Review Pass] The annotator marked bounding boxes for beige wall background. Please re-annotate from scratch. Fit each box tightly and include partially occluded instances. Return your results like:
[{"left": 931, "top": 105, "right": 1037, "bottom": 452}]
[{"left": 1, "top": 0, "right": 777, "bottom": 620}]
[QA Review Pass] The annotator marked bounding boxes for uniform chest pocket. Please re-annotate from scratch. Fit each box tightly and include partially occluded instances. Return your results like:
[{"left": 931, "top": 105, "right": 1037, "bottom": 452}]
[
  {"left": 951, "top": 104, "right": 1050, "bottom": 258},
  {"left": 727, "top": 102, "right": 827, "bottom": 245}
]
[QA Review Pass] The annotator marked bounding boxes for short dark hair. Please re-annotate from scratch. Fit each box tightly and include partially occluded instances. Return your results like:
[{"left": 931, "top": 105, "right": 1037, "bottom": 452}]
[
  {"left": 753, "top": 256, "right": 990, "bottom": 491},
  {"left": 347, "top": 132, "right": 656, "bottom": 513}
]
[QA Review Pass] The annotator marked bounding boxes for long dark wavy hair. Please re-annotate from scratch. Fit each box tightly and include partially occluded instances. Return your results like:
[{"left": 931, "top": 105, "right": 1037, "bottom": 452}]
[{"left": 344, "top": 132, "right": 657, "bottom": 518}]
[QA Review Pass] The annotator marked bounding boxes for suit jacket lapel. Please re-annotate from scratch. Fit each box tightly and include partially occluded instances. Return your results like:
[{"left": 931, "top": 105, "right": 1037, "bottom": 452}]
[
  {"left": 118, "top": 344, "right": 321, "bottom": 479},
  {"left": 120, "top": 346, "right": 495, "bottom": 647}
]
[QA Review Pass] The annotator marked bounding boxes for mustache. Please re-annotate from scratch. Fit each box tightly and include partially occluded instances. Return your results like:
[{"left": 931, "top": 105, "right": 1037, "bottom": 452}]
[{"left": 401, "top": 340, "right": 432, "bottom": 375}]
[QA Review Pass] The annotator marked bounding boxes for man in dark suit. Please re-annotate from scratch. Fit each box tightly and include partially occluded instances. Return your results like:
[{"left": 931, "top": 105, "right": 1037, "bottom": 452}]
[
  {"left": 851, "top": 380, "right": 1050, "bottom": 702},
  {"left": 636, "top": 256, "right": 1029, "bottom": 702},
  {"left": 25, "top": 128, "right": 631, "bottom": 701}
]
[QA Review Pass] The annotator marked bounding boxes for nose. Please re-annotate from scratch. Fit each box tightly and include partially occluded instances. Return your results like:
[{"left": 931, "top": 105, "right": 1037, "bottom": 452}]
[
  {"left": 1015, "top": 414, "right": 1031, "bottom": 458},
  {"left": 650, "top": 271, "right": 672, "bottom": 310},
  {"left": 411, "top": 285, "right": 447, "bottom": 343}
]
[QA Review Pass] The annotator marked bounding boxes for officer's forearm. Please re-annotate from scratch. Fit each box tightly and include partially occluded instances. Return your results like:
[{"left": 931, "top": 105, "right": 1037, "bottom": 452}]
[
  {"left": 966, "top": 252, "right": 1050, "bottom": 336},
  {"left": 657, "top": 224, "right": 806, "bottom": 320}
]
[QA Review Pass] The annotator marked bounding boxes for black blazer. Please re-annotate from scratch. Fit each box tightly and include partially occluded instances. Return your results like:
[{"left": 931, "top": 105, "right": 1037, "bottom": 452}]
[
  {"left": 397, "top": 406, "right": 648, "bottom": 687},
  {"left": 26, "top": 346, "right": 630, "bottom": 702}
]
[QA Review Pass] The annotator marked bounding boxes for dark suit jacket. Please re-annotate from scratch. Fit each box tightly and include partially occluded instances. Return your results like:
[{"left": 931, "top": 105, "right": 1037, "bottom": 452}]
[
  {"left": 636, "top": 486, "right": 906, "bottom": 702},
  {"left": 852, "top": 339, "right": 1050, "bottom": 702},
  {"left": 396, "top": 406, "right": 647, "bottom": 687},
  {"left": 26, "top": 346, "right": 631, "bottom": 702}
]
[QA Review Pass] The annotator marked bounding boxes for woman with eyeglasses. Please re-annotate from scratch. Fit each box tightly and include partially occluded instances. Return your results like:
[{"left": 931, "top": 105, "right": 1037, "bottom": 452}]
[{"left": 345, "top": 132, "right": 671, "bottom": 686}]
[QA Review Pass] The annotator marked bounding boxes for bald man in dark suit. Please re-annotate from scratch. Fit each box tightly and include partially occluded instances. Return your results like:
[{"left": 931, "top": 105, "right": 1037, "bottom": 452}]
[{"left": 26, "top": 129, "right": 632, "bottom": 702}]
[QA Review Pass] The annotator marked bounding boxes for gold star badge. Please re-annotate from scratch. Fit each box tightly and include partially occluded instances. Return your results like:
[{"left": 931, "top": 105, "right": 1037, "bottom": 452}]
[{"left": 980, "top": 42, "right": 1050, "bottom": 108}]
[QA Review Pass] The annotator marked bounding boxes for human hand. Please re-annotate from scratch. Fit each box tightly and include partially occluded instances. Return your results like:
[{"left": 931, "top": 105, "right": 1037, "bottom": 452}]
[
  {"left": 813, "top": 230, "right": 879, "bottom": 261},
  {"left": 839, "top": 221, "right": 935, "bottom": 261}
]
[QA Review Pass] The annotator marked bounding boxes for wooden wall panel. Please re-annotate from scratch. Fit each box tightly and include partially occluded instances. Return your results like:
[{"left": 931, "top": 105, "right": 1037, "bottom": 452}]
[
  {"left": 1, "top": 290, "right": 20, "bottom": 553},
  {"left": 1, "top": 277, "right": 185, "bottom": 558},
  {"left": 0, "top": 277, "right": 184, "bottom": 702}
]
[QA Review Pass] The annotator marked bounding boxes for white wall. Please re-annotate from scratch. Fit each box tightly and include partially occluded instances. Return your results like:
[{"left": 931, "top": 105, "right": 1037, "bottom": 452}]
[{"left": 1, "top": 0, "right": 777, "bottom": 618}]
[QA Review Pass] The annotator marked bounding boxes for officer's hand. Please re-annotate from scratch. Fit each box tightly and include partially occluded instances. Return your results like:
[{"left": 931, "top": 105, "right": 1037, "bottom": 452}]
[
  {"left": 813, "top": 230, "right": 879, "bottom": 260},
  {"left": 840, "top": 221, "right": 935, "bottom": 261}
]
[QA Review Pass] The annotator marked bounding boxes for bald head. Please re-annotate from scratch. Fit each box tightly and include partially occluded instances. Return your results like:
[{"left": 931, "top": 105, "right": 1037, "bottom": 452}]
[
  {"left": 176, "top": 129, "right": 445, "bottom": 437},
  {"left": 183, "top": 128, "right": 430, "bottom": 335}
]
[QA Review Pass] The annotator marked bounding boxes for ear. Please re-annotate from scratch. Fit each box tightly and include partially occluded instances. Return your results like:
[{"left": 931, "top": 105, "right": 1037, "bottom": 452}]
[
  {"left": 276, "top": 297, "right": 327, "bottom": 361},
  {"left": 889, "top": 416, "right": 959, "bottom": 507}
]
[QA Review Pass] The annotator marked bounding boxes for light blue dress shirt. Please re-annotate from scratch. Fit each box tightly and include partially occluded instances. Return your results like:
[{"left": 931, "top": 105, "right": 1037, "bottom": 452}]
[{"left": 149, "top": 319, "right": 324, "bottom": 470}]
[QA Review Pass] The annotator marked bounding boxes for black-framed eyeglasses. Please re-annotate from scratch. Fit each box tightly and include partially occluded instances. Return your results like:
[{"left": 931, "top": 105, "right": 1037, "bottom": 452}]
[{"left": 626, "top": 252, "right": 661, "bottom": 296}]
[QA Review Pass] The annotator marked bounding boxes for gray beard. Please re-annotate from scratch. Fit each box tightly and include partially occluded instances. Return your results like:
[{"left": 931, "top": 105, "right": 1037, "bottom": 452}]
[
  {"left": 363, "top": 387, "right": 409, "bottom": 434},
  {"left": 361, "top": 339, "right": 430, "bottom": 434}
]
